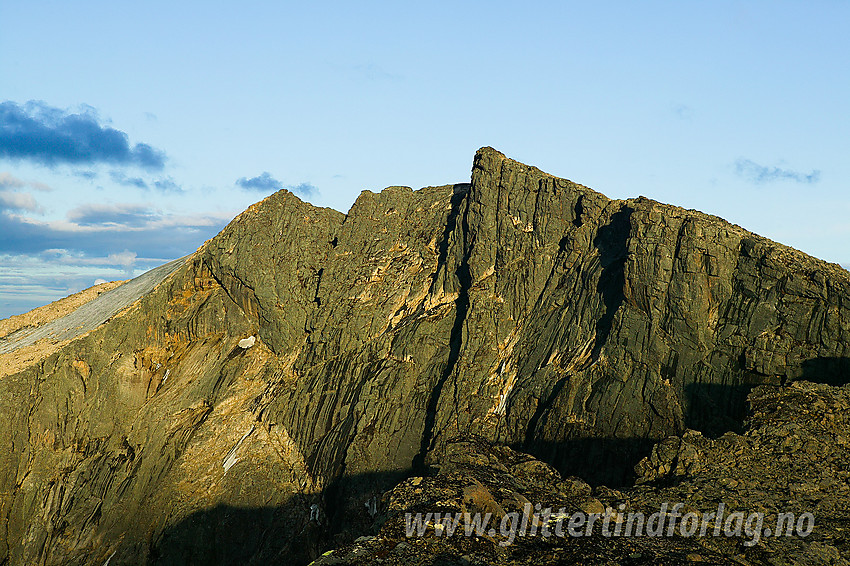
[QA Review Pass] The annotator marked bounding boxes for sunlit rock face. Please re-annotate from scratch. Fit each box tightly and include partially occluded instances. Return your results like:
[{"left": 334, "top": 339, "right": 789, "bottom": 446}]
[{"left": 1, "top": 148, "right": 848, "bottom": 565}]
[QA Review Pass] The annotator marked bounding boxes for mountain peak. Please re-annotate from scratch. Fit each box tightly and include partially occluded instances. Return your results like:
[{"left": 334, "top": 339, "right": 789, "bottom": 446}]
[{"left": 1, "top": 149, "right": 848, "bottom": 564}]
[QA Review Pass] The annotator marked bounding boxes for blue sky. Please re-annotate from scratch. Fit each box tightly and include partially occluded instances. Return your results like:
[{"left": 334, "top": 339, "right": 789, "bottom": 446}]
[{"left": 1, "top": 1, "right": 848, "bottom": 318}]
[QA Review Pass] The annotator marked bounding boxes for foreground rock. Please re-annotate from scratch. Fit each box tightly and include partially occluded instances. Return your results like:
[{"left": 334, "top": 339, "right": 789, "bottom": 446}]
[
  {"left": 311, "top": 382, "right": 850, "bottom": 565},
  {"left": 0, "top": 148, "right": 848, "bottom": 564}
]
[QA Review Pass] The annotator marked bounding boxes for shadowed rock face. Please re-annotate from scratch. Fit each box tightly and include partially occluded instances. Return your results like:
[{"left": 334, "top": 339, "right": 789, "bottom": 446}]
[
  {"left": 308, "top": 382, "right": 850, "bottom": 566},
  {"left": 0, "top": 148, "right": 848, "bottom": 565}
]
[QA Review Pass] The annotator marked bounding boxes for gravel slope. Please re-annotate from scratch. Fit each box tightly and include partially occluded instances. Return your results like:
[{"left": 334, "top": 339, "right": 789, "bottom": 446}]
[{"left": 0, "top": 256, "right": 187, "bottom": 355}]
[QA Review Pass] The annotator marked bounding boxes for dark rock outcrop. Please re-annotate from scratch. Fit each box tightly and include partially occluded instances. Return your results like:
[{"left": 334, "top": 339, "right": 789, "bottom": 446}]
[
  {"left": 0, "top": 148, "right": 848, "bottom": 564},
  {"left": 309, "top": 382, "right": 850, "bottom": 565}
]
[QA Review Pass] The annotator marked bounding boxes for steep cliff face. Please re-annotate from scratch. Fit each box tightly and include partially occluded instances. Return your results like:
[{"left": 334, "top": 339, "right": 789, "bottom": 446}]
[
  {"left": 0, "top": 148, "right": 848, "bottom": 564},
  {"left": 425, "top": 149, "right": 850, "bottom": 483}
]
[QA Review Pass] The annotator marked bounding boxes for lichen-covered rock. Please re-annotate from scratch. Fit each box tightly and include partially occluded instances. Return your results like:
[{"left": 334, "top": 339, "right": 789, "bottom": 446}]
[
  {"left": 634, "top": 431, "right": 706, "bottom": 482},
  {"left": 310, "top": 383, "right": 850, "bottom": 565},
  {"left": 628, "top": 381, "right": 850, "bottom": 565},
  {"left": 309, "top": 437, "right": 735, "bottom": 565}
]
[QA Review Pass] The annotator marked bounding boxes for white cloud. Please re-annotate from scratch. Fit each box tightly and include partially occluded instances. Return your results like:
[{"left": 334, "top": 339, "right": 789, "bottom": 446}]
[
  {"left": 0, "top": 190, "right": 42, "bottom": 213},
  {"left": 0, "top": 172, "right": 51, "bottom": 191},
  {"left": 108, "top": 250, "right": 137, "bottom": 269}
]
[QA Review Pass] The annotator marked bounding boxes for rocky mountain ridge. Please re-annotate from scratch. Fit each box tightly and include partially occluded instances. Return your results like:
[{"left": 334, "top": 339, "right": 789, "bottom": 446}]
[{"left": 0, "top": 147, "right": 848, "bottom": 564}]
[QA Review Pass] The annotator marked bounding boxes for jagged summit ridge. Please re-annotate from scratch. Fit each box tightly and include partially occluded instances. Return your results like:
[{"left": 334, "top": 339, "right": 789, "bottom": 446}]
[{"left": 0, "top": 148, "right": 848, "bottom": 564}]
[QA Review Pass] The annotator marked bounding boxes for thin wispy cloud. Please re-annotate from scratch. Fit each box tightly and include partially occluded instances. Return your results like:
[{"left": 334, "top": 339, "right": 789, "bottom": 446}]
[
  {"left": 0, "top": 205, "right": 231, "bottom": 258},
  {"left": 0, "top": 100, "right": 166, "bottom": 170},
  {"left": 37, "top": 248, "right": 142, "bottom": 268},
  {"left": 32, "top": 249, "right": 141, "bottom": 277},
  {"left": 108, "top": 171, "right": 182, "bottom": 192},
  {"left": 236, "top": 172, "right": 316, "bottom": 196},
  {"left": 66, "top": 203, "right": 160, "bottom": 227},
  {"left": 288, "top": 182, "right": 317, "bottom": 196},
  {"left": 72, "top": 170, "right": 98, "bottom": 180},
  {"left": 153, "top": 177, "right": 181, "bottom": 192},
  {"left": 110, "top": 171, "right": 149, "bottom": 189},
  {"left": 734, "top": 158, "right": 820, "bottom": 184},
  {"left": 0, "top": 172, "right": 51, "bottom": 191}
]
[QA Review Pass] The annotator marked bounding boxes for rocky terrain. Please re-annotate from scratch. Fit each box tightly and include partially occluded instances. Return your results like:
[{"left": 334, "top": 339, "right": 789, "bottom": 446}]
[
  {"left": 0, "top": 147, "right": 847, "bottom": 565},
  {"left": 310, "top": 381, "right": 848, "bottom": 565}
]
